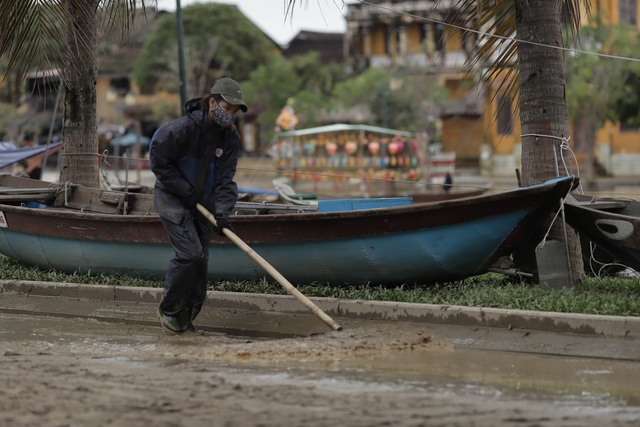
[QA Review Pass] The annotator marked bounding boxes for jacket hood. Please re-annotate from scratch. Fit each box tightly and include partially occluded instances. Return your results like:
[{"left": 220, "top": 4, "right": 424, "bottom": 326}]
[
  {"left": 185, "top": 98, "right": 206, "bottom": 128},
  {"left": 185, "top": 98, "right": 202, "bottom": 115}
]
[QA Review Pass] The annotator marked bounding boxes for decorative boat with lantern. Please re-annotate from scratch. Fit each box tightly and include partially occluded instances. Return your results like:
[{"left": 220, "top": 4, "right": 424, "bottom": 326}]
[{"left": 270, "top": 123, "right": 468, "bottom": 200}]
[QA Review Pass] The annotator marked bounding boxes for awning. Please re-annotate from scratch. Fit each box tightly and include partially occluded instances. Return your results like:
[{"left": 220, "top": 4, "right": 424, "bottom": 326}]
[{"left": 0, "top": 142, "right": 62, "bottom": 169}]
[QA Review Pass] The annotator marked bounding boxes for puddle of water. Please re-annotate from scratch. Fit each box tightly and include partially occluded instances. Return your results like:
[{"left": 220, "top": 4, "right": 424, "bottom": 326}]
[
  {"left": 3, "top": 305, "right": 640, "bottom": 415},
  {"left": 316, "top": 346, "right": 640, "bottom": 407}
]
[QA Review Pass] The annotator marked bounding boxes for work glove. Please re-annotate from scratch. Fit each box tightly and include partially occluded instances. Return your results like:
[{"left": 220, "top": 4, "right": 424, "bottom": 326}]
[
  {"left": 184, "top": 191, "right": 198, "bottom": 209},
  {"left": 214, "top": 214, "right": 235, "bottom": 236}
]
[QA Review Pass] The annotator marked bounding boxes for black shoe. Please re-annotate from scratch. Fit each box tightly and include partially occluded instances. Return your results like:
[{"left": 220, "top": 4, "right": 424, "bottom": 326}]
[
  {"left": 156, "top": 309, "right": 186, "bottom": 335},
  {"left": 185, "top": 323, "right": 196, "bottom": 333}
]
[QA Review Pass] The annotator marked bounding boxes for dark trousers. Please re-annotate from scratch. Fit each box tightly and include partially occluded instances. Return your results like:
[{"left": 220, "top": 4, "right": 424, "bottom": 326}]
[{"left": 159, "top": 214, "right": 211, "bottom": 325}]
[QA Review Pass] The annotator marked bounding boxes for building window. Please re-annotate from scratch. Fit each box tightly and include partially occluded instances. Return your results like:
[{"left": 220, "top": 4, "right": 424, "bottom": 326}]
[
  {"left": 110, "top": 78, "right": 130, "bottom": 97},
  {"left": 620, "top": 0, "right": 637, "bottom": 26},
  {"left": 497, "top": 95, "right": 513, "bottom": 135},
  {"left": 384, "top": 26, "right": 391, "bottom": 55},
  {"left": 435, "top": 24, "right": 444, "bottom": 52}
]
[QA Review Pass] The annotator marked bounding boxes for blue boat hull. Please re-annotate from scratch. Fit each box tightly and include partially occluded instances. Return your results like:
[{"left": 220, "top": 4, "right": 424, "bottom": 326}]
[{"left": 0, "top": 176, "right": 577, "bottom": 285}]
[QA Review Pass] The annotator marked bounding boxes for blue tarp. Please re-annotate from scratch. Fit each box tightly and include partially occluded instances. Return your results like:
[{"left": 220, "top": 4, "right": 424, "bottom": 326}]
[
  {"left": 111, "top": 133, "right": 150, "bottom": 147},
  {"left": 237, "top": 186, "right": 278, "bottom": 195},
  {"left": 0, "top": 142, "right": 62, "bottom": 169}
]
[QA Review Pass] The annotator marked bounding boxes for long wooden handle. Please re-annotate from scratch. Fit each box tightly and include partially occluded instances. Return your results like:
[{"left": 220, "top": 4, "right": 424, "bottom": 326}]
[{"left": 197, "top": 204, "right": 342, "bottom": 331}]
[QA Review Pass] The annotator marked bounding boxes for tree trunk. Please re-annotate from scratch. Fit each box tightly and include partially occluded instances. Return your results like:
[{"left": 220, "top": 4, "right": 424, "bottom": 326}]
[
  {"left": 572, "top": 116, "right": 595, "bottom": 183},
  {"left": 515, "top": 0, "right": 584, "bottom": 283},
  {"left": 58, "top": 0, "right": 100, "bottom": 189}
]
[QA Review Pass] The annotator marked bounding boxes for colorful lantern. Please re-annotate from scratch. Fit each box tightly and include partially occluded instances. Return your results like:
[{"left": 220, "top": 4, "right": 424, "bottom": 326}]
[
  {"left": 387, "top": 142, "right": 399, "bottom": 155},
  {"left": 345, "top": 141, "right": 358, "bottom": 155},
  {"left": 304, "top": 142, "right": 316, "bottom": 155},
  {"left": 325, "top": 142, "right": 338, "bottom": 155},
  {"left": 368, "top": 141, "right": 380, "bottom": 155}
]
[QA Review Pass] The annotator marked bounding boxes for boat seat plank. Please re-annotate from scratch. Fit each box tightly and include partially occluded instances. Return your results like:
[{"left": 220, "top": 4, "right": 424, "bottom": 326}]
[
  {"left": 565, "top": 193, "right": 627, "bottom": 210},
  {"left": 0, "top": 187, "right": 58, "bottom": 195},
  {"left": 54, "top": 186, "right": 131, "bottom": 214},
  {"left": 571, "top": 199, "right": 626, "bottom": 210}
]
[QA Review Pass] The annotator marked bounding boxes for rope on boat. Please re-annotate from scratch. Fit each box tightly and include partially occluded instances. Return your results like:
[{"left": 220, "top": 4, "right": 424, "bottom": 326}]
[
  {"left": 63, "top": 181, "right": 73, "bottom": 207},
  {"left": 58, "top": 152, "right": 104, "bottom": 157},
  {"left": 536, "top": 204, "right": 564, "bottom": 252},
  {"left": 521, "top": 133, "right": 584, "bottom": 194}
]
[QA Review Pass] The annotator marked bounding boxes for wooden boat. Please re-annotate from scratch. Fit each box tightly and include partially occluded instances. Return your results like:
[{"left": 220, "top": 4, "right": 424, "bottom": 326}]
[
  {"left": 0, "top": 173, "right": 576, "bottom": 285},
  {"left": 564, "top": 193, "right": 640, "bottom": 273}
]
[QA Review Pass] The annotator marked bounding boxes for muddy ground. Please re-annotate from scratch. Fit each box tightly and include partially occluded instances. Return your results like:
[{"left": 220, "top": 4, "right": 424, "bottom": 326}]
[{"left": 1, "top": 292, "right": 640, "bottom": 427}]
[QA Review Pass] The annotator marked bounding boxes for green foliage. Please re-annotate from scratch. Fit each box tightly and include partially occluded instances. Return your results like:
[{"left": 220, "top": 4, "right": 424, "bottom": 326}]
[
  {"left": 241, "top": 52, "right": 348, "bottom": 142},
  {"left": 613, "top": 63, "right": 640, "bottom": 128},
  {"left": 332, "top": 68, "right": 390, "bottom": 107},
  {"left": 1, "top": 256, "right": 638, "bottom": 317},
  {"left": 133, "top": 3, "right": 278, "bottom": 96},
  {"left": 242, "top": 52, "right": 449, "bottom": 146},
  {"left": 289, "top": 52, "right": 347, "bottom": 96},
  {"left": 242, "top": 54, "right": 303, "bottom": 138},
  {"left": 565, "top": 17, "right": 640, "bottom": 127},
  {"left": 330, "top": 68, "right": 448, "bottom": 132},
  {"left": 0, "top": 1, "right": 147, "bottom": 83},
  {"left": 288, "top": 89, "right": 332, "bottom": 126}
]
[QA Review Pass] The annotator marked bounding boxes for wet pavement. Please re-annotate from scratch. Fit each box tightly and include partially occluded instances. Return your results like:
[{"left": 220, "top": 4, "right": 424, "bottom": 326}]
[{"left": 1, "top": 283, "right": 640, "bottom": 426}]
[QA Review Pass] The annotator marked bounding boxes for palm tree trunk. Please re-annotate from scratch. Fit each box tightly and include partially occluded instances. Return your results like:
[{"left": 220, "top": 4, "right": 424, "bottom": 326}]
[
  {"left": 516, "top": 0, "right": 584, "bottom": 283},
  {"left": 58, "top": 0, "right": 100, "bottom": 189}
]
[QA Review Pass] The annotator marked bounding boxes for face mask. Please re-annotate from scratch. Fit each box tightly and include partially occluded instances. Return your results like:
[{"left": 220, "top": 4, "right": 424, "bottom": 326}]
[{"left": 210, "top": 104, "right": 237, "bottom": 128}]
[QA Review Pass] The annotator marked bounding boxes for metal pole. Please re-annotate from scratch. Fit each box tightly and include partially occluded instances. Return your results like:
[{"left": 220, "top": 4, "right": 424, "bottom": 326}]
[
  {"left": 553, "top": 144, "right": 574, "bottom": 284},
  {"left": 43, "top": 84, "right": 62, "bottom": 178},
  {"left": 176, "top": 0, "right": 188, "bottom": 115}
]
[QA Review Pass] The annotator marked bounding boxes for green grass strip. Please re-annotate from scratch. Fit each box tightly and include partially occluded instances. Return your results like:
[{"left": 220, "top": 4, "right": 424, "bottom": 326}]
[{"left": 1, "top": 255, "right": 638, "bottom": 316}]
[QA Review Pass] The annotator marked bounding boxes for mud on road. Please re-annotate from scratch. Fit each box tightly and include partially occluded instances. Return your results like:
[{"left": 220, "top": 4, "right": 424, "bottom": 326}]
[{"left": 1, "top": 290, "right": 640, "bottom": 427}]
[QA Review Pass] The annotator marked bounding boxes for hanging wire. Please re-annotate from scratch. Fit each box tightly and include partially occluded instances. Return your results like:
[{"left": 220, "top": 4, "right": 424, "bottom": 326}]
[{"left": 354, "top": 0, "right": 640, "bottom": 64}]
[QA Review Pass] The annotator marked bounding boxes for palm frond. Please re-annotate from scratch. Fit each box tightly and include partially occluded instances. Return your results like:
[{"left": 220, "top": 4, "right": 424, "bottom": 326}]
[
  {"left": 449, "top": 0, "right": 589, "bottom": 101},
  {"left": 0, "top": 0, "right": 148, "bottom": 82}
]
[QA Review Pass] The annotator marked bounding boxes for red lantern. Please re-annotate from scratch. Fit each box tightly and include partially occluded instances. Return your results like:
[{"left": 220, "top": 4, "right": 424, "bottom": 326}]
[
  {"left": 325, "top": 142, "right": 338, "bottom": 155},
  {"left": 345, "top": 141, "right": 357, "bottom": 155},
  {"left": 368, "top": 141, "right": 380, "bottom": 155},
  {"left": 387, "top": 142, "right": 399, "bottom": 155}
]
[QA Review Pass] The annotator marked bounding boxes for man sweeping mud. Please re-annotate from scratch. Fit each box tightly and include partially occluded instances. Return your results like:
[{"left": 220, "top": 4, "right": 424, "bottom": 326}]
[{"left": 149, "top": 77, "right": 247, "bottom": 334}]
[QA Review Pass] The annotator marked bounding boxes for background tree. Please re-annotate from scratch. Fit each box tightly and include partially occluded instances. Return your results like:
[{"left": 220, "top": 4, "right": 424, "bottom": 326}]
[
  {"left": 242, "top": 55, "right": 303, "bottom": 142},
  {"left": 0, "top": 0, "right": 147, "bottom": 188},
  {"left": 614, "top": 73, "right": 640, "bottom": 128},
  {"left": 133, "top": 3, "right": 277, "bottom": 98},
  {"left": 242, "top": 52, "right": 348, "bottom": 143},
  {"left": 565, "top": 17, "right": 640, "bottom": 182},
  {"left": 331, "top": 67, "right": 447, "bottom": 134},
  {"left": 243, "top": 53, "right": 447, "bottom": 148}
]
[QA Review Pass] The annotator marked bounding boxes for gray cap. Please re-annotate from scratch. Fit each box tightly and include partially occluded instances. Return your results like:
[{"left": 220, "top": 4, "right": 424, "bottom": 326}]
[{"left": 210, "top": 77, "right": 248, "bottom": 112}]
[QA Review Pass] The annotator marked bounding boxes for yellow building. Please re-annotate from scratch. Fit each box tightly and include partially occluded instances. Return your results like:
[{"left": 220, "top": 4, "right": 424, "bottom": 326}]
[
  {"left": 345, "top": 0, "right": 640, "bottom": 177},
  {"left": 585, "top": 0, "right": 640, "bottom": 176}
]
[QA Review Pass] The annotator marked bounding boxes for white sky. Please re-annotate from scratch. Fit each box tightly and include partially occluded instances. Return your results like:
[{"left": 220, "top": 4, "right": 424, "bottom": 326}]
[{"left": 154, "top": 0, "right": 349, "bottom": 45}]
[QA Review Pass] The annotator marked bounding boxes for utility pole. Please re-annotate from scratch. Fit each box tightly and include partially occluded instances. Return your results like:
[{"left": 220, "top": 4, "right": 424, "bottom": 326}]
[{"left": 176, "top": 0, "right": 188, "bottom": 115}]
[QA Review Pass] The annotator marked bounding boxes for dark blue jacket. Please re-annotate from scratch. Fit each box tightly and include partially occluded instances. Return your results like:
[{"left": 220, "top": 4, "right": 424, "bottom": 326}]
[{"left": 149, "top": 98, "right": 240, "bottom": 226}]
